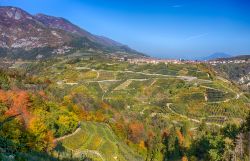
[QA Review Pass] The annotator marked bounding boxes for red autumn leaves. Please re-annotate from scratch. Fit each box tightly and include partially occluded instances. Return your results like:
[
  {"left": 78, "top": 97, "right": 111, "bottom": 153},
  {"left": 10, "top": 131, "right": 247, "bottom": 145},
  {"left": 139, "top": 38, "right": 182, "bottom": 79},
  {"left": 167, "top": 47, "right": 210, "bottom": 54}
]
[{"left": 0, "top": 90, "right": 31, "bottom": 126}]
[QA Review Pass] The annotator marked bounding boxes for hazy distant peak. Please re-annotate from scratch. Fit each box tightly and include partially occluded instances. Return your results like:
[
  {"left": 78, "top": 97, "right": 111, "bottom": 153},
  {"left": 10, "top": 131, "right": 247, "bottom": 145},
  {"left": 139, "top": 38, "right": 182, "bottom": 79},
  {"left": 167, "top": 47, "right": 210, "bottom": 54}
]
[{"left": 202, "top": 53, "right": 231, "bottom": 61}]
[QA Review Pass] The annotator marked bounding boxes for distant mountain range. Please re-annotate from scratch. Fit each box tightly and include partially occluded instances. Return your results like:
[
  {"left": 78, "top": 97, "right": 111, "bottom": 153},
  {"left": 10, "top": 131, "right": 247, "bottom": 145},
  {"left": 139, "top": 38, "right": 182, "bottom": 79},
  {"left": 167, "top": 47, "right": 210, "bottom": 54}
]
[
  {"left": 201, "top": 53, "right": 232, "bottom": 61},
  {"left": 0, "top": 6, "right": 145, "bottom": 59},
  {"left": 214, "top": 55, "right": 250, "bottom": 61}
]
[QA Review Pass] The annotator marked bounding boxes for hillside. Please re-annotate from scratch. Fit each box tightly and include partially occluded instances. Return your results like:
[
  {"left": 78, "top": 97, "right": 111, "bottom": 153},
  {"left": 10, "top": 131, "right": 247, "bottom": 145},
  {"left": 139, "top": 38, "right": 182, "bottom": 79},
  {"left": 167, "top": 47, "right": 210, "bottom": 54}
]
[
  {"left": 212, "top": 62, "right": 250, "bottom": 92},
  {"left": 214, "top": 55, "right": 250, "bottom": 61},
  {"left": 1, "top": 57, "right": 249, "bottom": 160},
  {"left": 58, "top": 122, "right": 143, "bottom": 161},
  {"left": 1, "top": 1, "right": 250, "bottom": 161},
  {"left": 34, "top": 14, "right": 123, "bottom": 48},
  {"left": 0, "top": 6, "right": 145, "bottom": 60}
]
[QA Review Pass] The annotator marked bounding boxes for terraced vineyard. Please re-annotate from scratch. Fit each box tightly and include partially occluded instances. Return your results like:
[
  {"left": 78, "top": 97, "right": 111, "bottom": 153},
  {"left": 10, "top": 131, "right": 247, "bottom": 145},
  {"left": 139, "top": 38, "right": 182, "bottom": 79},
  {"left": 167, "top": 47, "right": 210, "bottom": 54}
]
[
  {"left": 22, "top": 58, "right": 250, "bottom": 160},
  {"left": 58, "top": 122, "right": 143, "bottom": 161},
  {"left": 34, "top": 59, "right": 249, "bottom": 124}
]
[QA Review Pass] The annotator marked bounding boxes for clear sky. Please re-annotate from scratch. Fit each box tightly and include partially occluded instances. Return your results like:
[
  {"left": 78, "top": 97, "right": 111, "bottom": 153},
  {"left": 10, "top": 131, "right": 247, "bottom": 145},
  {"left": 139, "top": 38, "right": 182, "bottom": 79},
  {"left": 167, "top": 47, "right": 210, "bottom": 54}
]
[{"left": 1, "top": 0, "right": 250, "bottom": 59}]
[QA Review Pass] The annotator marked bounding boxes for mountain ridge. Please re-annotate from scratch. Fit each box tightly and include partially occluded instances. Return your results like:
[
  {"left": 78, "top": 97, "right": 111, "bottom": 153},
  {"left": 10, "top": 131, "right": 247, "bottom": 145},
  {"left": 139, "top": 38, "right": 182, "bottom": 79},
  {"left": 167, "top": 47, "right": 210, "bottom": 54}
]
[
  {"left": 34, "top": 13, "right": 125, "bottom": 48},
  {"left": 201, "top": 53, "right": 231, "bottom": 61},
  {"left": 214, "top": 54, "right": 250, "bottom": 61},
  {"left": 0, "top": 6, "right": 145, "bottom": 59}
]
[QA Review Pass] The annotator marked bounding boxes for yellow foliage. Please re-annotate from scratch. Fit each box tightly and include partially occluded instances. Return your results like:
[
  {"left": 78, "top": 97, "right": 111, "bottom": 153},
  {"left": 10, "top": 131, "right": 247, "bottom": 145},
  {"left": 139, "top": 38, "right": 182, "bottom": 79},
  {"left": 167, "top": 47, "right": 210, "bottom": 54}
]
[
  {"left": 72, "top": 104, "right": 87, "bottom": 120},
  {"left": 139, "top": 140, "right": 146, "bottom": 150},
  {"left": 63, "top": 95, "right": 72, "bottom": 104},
  {"left": 28, "top": 117, "right": 54, "bottom": 151},
  {"left": 58, "top": 115, "right": 70, "bottom": 124},
  {"left": 182, "top": 156, "right": 188, "bottom": 161},
  {"left": 29, "top": 117, "right": 47, "bottom": 138}
]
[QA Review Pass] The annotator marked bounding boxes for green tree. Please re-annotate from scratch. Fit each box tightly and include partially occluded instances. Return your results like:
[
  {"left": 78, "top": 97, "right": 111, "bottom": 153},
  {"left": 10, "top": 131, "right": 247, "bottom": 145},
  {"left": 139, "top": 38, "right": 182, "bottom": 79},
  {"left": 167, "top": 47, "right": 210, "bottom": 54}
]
[
  {"left": 163, "top": 127, "right": 182, "bottom": 161},
  {"left": 222, "top": 124, "right": 240, "bottom": 141},
  {"left": 0, "top": 70, "right": 10, "bottom": 90}
]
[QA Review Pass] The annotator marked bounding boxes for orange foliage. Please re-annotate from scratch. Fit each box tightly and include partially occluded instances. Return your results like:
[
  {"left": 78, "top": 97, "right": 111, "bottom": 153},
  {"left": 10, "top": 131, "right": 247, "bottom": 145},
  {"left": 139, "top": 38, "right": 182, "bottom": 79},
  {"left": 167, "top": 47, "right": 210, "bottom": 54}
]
[
  {"left": 75, "top": 107, "right": 106, "bottom": 122},
  {"left": 115, "top": 122, "right": 124, "bottom": 132},
  {"left": 182, "top": 156, "right": 188, "bottom": 161},
  {"left": 148, "top": 130, "right": 155, "bottom": 140},
  {"left": 176, "top": 129, "right": 184, "bottom": 145},
  {"left": 44, "top": 78, "right": 52, "bottom": 84},
  {"left": 144, "top": 130, "right": 155, "bottom": 148},
  {"left": 188, "top": 131, "right": 193, "bottom": 137},
  {"left": 128, "top": 121, "right": 145, "bottom": 143},
  {"left": 46, "top": 131, "right": 55, "bottom": 151},
  {"left": 162, "top": 129, "right": 170, "bottom": 138},
  {"left": 100, "top": 102, "right": 111, "bottom": 110},
  {"left": 114, "top": 121, "right": 126, "bottom": 138},
  {"left": 38, "top": 91, "right": 48, "bottom": 100},
  {"left": 72, "top": 104, "right": 87, "bottom": 119},
  {"left": 0, "top": 90, "right": 32, "bottom": 126},
  {"left": 95, "top": 111, "right": 105, "bottom": 122}
]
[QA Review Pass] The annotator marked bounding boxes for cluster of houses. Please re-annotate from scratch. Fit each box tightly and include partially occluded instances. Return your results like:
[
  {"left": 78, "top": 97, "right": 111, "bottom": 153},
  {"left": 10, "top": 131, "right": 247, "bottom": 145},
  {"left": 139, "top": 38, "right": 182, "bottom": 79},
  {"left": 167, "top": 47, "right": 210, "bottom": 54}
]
[
  {"left": 117, "top": 56, "right": 250, "bottom": 65},
  {"left": 117, "top": 57, "right": 199, "bottom": 65},
  {"left": 128, "top": 58, "right": 183, "bottom": 64}
]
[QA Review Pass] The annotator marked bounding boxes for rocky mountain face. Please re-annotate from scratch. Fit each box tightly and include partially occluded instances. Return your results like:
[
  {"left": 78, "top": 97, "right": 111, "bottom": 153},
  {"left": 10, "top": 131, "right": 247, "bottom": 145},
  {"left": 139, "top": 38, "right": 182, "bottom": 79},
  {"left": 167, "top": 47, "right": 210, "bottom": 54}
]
[
  {"left": 0, "top": 6, "right": 143, "bottom": 59},
  {"left": 34, "top": 14, "right": 123, "bottom": 48},
  {"left": 238, "top": 74, "right": 250, "bottom": 87},
  {"left": 0, "top": 7, "right": 73, "bottom": 49},
  {"left": 213, "top": 62, "right": 250, "bottom": 91}
]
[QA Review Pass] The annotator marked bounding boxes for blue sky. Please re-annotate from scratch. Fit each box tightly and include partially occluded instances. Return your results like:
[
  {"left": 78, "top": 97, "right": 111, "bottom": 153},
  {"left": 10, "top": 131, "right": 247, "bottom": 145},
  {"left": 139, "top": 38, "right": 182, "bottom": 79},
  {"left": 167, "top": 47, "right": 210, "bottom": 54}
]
[{"left": 1, "top": 0, "right": 250, "bottom": 59}]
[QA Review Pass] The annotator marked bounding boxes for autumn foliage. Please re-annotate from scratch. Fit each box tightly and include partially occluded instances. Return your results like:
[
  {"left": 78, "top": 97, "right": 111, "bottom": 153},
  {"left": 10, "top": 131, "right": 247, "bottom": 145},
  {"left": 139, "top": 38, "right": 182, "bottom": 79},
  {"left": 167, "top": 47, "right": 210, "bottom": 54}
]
[
  {"left": 182, "top": 156, "right": 188, "bottom": 161},
  {"left": 176, "top": 129, "right": 185, "bottom": 145},
  {"left": 28, "top": 117, "right": 55, "bottom": 151},
  {"left": 38, "top": 90, "right": 48, "bottom": 100},
  {"left": 128, "top": 121, "right": 145, "bottom": 143},
  {"left": 0, "top": 90, "right": 31, "bottom": 126}
]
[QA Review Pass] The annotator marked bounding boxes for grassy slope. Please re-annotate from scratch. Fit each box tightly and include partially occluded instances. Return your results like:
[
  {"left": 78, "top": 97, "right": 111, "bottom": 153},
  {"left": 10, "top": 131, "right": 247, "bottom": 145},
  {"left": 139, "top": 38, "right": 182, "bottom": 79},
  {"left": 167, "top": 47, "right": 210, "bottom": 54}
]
[{"left": 60, "top": 121, "right": 143, "bottom": 161}]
